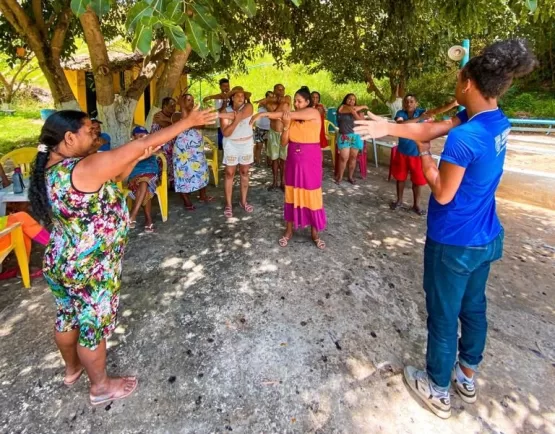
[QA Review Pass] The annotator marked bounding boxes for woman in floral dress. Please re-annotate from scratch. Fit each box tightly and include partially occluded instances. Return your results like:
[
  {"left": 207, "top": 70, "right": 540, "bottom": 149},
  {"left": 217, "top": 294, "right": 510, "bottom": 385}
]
[
  {"left": 28, "top": 108, "right": 216, "bottom": 406},
  {"left": 173, "top": 94, "right": 213, "bottom": 210}
]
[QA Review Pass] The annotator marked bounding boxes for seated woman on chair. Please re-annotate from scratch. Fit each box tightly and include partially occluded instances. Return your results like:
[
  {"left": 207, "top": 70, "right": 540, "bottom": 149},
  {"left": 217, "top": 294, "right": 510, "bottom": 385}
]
[
  {"left": 0, "top": 211, "right": 50, "bottom": 280},
  {"left": 127, "top": 127, "right": 160, "bottom": 233}
]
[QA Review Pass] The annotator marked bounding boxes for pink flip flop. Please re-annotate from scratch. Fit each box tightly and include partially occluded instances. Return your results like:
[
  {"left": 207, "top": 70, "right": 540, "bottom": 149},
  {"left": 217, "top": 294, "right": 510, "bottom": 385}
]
[
  {"left": 64, "top": 368, "right": 85, "bottom": 386},
  {"left": 89, "top": 377, "right": 138, "bottom": 406}
]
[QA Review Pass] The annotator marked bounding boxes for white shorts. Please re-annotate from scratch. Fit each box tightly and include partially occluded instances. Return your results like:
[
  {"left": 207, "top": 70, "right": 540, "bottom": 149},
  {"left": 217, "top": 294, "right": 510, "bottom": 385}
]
[{"left": 223, "top": 137, "right": 254, "bottom": 166}]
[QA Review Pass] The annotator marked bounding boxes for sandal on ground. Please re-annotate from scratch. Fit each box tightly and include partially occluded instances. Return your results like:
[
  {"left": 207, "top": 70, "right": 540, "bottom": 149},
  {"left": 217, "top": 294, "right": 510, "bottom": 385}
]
[
  {"left": 198, "top": 195, "right": 215, "bottom": 202},
  {"left": 184, "top": 205, "right": 196, "bottom": 211},
  {"left": 239, "top": 202, "right": 254, "bottom": 213},
  {"left": 313, "top": 238, "right": 326, "bottom": 250},
  {"left": 389, "top": 202, "right": 402, "bottom": 211},
  {"left": 0, "top": 268, "right": 43, "bottom": 280},
  {"left": 348, "top": 178, "right": 356, "bottom": 185},
  {"left": 144, "top": 224, "right": 154, "bottom": 233},
  {"left": 64, "top": 368, "right": 85, "bottom": 386},
  {"left": 224, "top": 206, "right": 233, "bottom": 218},
  {"left": 409, "top": 206, "right": 427, "bottom": 216},
  {"left": 89, "top": 377, "right": 138, "bottom": 407},
  {"left": 267, "top": 185, "right": 277, "bottom": 191},
  {"left": 129, "top": 220, "right": 137, "bottom": 229},
  {"left": 278, "top": 235, "right": 291, "bottom": 247}
]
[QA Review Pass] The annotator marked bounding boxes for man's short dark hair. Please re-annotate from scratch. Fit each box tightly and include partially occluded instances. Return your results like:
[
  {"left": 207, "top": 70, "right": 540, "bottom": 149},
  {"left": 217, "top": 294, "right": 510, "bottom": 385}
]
[{"left": 219, "top": 78, "right": 229, "bottom": 86}]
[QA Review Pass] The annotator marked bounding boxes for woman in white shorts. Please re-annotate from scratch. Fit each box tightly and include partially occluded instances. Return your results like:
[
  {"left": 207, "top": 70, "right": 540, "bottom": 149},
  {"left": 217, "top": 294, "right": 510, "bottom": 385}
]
[{"left": 220, "top": 86, "right": 255, "bottom": 218}]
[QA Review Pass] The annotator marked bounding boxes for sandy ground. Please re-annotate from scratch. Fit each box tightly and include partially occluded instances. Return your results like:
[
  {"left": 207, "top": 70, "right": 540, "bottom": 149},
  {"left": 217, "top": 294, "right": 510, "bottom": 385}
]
[{"left": 0, "top": 160, "right": 554, "bottom": 434}]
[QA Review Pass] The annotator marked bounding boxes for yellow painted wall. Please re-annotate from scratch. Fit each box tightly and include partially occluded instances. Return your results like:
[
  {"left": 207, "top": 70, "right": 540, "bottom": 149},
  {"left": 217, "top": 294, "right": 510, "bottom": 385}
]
[
  {"left": 63, "top": 67, "right": 188, "bottom": 127},
  {"left": 64, "top": 70, "right": 87, "bottom": 112}
]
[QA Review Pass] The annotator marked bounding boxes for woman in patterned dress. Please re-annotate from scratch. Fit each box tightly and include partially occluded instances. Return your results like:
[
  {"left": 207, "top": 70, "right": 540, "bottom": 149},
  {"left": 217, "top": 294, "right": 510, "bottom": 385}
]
[
  {"left": 28, "top": 108, "right": 216, "bottom": 406},
  {"left": 173, "top": 94, "right": 213, "bottom": 210}
]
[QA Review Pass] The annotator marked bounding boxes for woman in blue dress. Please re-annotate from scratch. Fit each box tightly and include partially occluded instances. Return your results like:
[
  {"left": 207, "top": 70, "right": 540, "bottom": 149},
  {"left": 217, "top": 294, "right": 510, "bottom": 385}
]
[{"left": 173, "top": 94, "right": 213, "bottom": 210}]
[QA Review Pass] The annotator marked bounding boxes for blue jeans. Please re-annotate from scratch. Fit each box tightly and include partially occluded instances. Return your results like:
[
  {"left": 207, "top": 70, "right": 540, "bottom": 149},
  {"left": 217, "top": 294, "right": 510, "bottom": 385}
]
[{"left": 424, "top": 230, "right": 504, "bottom": 389}]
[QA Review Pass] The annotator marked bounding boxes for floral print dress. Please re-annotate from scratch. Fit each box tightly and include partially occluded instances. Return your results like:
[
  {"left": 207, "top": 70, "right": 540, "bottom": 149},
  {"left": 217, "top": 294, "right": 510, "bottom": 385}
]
[
  {"left": 173, "top": 128, "right": 209, "bottom": 193},
  {"left": 43, "top": 158, "right": 129, "bottom": 349}
]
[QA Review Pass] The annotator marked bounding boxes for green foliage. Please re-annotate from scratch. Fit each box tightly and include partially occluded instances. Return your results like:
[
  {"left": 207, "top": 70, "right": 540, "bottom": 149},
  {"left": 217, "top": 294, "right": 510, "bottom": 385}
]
[
  {"left": 500, "top": 91, "right": 555, "bottom": 119},
  {"left": 0, "top": 101, "right": 46, "bottom": 155}
]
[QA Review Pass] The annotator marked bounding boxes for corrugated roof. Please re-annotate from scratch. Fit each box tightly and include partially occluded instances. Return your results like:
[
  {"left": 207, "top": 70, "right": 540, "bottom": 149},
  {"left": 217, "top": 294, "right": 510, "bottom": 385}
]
[{"left": 62, "top": 51, "right": 144, "bottom": 71}]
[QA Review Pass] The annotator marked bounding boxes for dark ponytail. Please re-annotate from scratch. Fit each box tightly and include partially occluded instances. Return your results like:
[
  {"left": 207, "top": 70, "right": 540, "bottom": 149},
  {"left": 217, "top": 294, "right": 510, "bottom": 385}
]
[
  {"left": 29, "top": 110, "right": 88, "bottom": 224},
  {"left": 295, "top": 86, "right": 312, "bottom": 107},
  {"left": 462, "top": 39, "right": 538, "bottom": 99},
  {"left": 338, "top": 93, "right": 356, "bottom": 111}
]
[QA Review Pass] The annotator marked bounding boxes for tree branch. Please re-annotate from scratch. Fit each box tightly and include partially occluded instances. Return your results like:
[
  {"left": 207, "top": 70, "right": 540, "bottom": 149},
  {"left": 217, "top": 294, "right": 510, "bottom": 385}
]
[
  {"left": 32, "top": 0, "right": 47, "bottom": 38},
  {"left": 79, "top": 9, "right": 114, "bottom": 106},
  {"left": 0, "top": 71, "right": 9, "bottom": 89},
  {"left": 0, "top": 0, "right": 45, "bottom": 53},
  {"left": 365, "top": 71, "right": 386, "bottom": 104},
  {"left": 51, "top": 4, "right": 72, "bottom": 60},
  {"left": 152, "top": 44, "right": 192, "bottom": 106},
  {"left": 126, "top": 41, "right": 168, "bottom": 101},
  {"left": 11, "top": 56, "right": 33, "bottom": 85},
  {"left": 13, "top": 67, "right": 38, "bottom": 95}
]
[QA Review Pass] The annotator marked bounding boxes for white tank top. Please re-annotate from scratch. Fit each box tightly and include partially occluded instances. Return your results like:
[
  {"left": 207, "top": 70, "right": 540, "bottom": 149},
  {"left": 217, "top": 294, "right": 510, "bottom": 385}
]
[{"left": 226, "top": 105, "right": 253, "bottom": 139}]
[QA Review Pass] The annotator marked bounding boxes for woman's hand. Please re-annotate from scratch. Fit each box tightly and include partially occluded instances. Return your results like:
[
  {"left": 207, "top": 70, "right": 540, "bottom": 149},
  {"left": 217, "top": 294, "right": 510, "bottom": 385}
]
[
  {"left": 137, "top": 146, "right": 161, "bottom": 162},
  {"left": 249, "top": 112, "right": 262, "bottom": 126},
  {"left": 353, "top": 120, "right": 391, "bottom": 140},
  {"left": 282, "top": 111, "right": 291, "bottom": 129},
  {"left": 183, "top": 105, "right": 217, "bottom": 128}
]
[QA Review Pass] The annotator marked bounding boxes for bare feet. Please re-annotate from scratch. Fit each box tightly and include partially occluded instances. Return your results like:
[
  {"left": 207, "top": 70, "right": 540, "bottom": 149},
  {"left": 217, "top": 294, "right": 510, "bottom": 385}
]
[
  {"left": 268, "top": 183, "right": 277, "bottom": 191},
  {"left": 279, "top": 184, "right": 285, "bottom": 192},
  {"left": 89, "top": 376, "right": 138, "bottom": 406}
]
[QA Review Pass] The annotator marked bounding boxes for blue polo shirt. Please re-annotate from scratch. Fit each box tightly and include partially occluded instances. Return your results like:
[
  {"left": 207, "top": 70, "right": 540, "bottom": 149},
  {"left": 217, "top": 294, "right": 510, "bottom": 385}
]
[
  {"left": 427, "top": 108, "right": 509, "bottom": 246},
  {"left": 395, "top": 108, "right": 426, "bottom": 156}
]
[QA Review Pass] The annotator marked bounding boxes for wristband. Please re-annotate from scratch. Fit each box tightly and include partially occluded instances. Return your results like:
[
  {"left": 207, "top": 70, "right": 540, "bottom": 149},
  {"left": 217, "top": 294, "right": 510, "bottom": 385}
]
[{"left": 419, "top": 151, "right": 432, "bottom": 157}]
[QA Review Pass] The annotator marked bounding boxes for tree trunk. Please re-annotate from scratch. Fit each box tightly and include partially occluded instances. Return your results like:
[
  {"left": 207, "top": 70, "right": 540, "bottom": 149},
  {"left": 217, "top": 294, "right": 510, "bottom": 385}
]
[
  {"left": 364, "top": 71, "right": 386, "bottom": 104},
  {"left": 145, "top": 46, "right": 191, "bottom": 129},
  {"left": 39, "top": 58, "right": 79, "bottom": 109},
  {"left": 96, "top": 95, "right": 138, "bottom": 149},
  {"left": 0, "top": 0, "right": 78, "bottom": 109}
]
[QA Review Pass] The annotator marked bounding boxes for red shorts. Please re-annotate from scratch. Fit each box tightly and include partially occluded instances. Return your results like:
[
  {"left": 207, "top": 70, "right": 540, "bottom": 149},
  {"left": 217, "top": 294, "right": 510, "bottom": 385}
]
[{"left": 391, "top": 151, "right": 427, "bottom": 186}]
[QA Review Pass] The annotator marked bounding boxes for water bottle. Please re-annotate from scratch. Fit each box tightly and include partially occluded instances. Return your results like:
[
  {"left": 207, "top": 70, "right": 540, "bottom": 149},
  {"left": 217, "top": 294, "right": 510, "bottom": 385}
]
[{"left": 12, "top": 167, "right": 25, "bottom": 194}]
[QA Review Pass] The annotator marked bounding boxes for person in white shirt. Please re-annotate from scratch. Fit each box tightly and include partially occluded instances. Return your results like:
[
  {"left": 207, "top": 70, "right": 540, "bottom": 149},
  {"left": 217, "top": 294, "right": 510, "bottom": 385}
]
[
  {"left": 203, "top": 78, "right": 231, "bottom": 150},
  {"left": 218, "top": 86, "right": 255, "bottom": 218},
  {"left": 254, "top": 91, "right": 273, "bottom": 166}
]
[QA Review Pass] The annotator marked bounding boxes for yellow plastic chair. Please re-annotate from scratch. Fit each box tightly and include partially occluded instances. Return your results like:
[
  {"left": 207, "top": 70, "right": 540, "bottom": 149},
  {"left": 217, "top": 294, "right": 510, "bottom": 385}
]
[
  {"left": 323, "top": 120, "right": 338, "bottom": 166},
  {"left": 117, "top": 152, "right": 168, "bottom": 222},
  {"left": 0, "top": 147, "right": 38, "bottom": 178},
  {"left": 0, "top": 222, "right": 30, "bottom": 288},
  {"left": 204, "top": 136, "right": 219, "bottom": 186}
]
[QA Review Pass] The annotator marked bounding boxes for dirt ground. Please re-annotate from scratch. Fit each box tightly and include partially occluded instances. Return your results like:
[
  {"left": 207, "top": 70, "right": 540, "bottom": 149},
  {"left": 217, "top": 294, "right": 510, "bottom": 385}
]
[{"left": 0, "top": 159, "right": 554, "bottom": 434}]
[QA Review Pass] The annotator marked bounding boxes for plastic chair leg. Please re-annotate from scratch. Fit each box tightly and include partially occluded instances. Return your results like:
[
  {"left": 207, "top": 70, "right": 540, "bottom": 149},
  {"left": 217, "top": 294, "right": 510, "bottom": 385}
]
[
  {"left": 157, "top": 188, "right": 168, "bottom": 222},
  {"left": 12, "top": 226, "right": 30, "bottom": 288},
  {"left": 212, "top": 164, "right": 219, "bottom": 187}
]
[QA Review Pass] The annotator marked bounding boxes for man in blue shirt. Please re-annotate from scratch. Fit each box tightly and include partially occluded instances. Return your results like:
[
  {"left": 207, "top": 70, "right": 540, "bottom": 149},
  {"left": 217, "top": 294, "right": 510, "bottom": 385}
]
[
  {"left": 91, "top": 118, "right": 111, "bottom": 152},
  {"left": 391, "top": 94, "right": 458, "bottom": 215}
]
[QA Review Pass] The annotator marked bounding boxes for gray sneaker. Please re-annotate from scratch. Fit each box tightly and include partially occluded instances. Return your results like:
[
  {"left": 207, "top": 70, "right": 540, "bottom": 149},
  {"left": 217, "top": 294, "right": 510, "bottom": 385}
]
[
  {"left": 403, "top": 366, "right": 451, "bottom": 419},
  {"left": 451, "top": 363, "right": 477, "bottom": 404}
]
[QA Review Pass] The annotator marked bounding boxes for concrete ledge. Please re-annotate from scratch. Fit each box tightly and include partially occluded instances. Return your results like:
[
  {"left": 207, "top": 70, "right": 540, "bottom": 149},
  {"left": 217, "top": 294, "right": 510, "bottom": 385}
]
[{"left": 366, "top": 141, "right": 555, "bottom": 211}]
